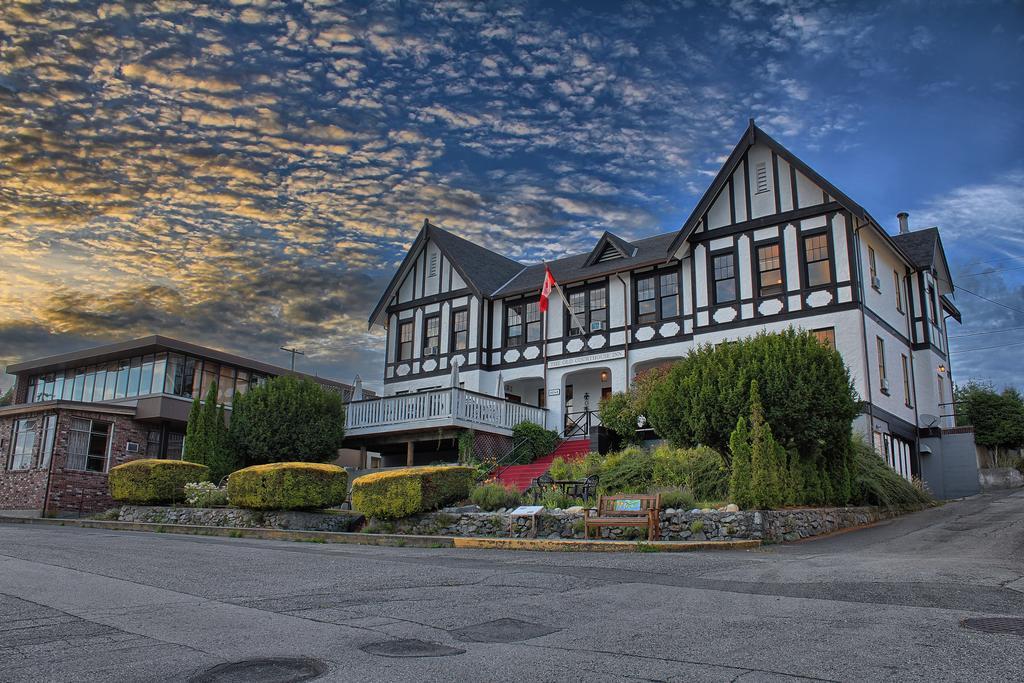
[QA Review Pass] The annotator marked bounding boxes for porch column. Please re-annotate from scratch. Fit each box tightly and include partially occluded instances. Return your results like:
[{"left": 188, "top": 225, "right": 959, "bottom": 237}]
[
  {"left": 360, "top": 446, "right": 368, "bottom": 469},
  {"left": 406, "top": 441, "right": 414, "bottom": 467}
]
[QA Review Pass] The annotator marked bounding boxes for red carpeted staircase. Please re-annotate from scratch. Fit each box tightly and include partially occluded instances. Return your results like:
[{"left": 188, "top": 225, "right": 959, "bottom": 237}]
[{"left": 493, "top": 438, "right": 591, "bottom": 492}]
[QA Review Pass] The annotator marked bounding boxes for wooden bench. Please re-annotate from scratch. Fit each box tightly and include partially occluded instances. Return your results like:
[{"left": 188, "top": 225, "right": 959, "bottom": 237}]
[{"left": 584, "top": 494, "right": 661, "bottom": 541}]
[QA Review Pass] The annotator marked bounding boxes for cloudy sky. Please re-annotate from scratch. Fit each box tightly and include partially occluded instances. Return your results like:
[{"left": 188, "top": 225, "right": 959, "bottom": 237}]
[{"left": 1, "top": 0, "right": 1022, "bottom": 393}]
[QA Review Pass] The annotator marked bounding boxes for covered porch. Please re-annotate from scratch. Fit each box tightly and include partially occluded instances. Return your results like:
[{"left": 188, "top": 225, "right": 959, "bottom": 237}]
[{"left": 344, "top": 387, "right": 548, "bottom": 467}]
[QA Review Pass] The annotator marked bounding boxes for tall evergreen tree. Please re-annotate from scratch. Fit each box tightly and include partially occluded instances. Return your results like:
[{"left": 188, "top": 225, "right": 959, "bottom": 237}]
[
  {"left": 184, "top": 381, "right": 236, "bottom": 482},
  {"left": 728, "top": 415, "right": 753, "bottom": 508}
]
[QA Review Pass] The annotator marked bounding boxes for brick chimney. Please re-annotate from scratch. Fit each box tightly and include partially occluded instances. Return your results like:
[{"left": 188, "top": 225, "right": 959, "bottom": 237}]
[{"left": 897, "top": 211, "right": 910, "bottom": 234}]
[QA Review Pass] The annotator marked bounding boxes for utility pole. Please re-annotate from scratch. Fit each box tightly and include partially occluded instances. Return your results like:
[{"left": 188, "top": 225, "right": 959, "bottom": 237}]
[{"left": 280, "top": 346, "right": 304, "bottom": 371}]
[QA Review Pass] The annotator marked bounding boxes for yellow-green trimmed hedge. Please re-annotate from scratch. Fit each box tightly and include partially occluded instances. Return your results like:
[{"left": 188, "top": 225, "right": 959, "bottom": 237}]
[
  {"left": 226, "top": 462, "right": 348, "bottom": 510},
  {"left": 351, "top": 466, "right": 475, "bottom": 520},
  {"left": 109, "top": 459, "right": 210, "bottom": 505}
]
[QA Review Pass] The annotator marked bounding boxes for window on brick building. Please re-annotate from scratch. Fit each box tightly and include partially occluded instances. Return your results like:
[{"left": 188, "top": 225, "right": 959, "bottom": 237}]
[
  {"left": 67, "top": 418, "right": 111, "bottom": 472},
  {"left": 10, "top": 418, "right": 37, "bottom": 470}
]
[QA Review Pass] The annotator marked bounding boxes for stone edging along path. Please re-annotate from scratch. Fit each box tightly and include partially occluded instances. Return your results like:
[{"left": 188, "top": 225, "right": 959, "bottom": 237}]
[{"left": 0, "top": 515, "right": 759, "bottom": 553}]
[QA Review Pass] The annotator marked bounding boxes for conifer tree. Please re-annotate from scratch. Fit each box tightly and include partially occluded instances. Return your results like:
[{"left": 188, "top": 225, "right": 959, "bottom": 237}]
[{"left": 728, "top": 415, "right": 753, "bottom": 508}]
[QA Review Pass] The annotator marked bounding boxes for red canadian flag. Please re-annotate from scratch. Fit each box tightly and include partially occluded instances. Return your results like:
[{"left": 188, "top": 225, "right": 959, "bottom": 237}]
[{"left": 539, "top": 265, "right": 555, "bottom": 313}]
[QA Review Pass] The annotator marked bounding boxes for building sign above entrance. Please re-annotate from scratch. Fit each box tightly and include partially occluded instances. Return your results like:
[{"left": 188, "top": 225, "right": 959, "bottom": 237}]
[{"left": 547, "top": 349, "right": 625, "bottom": 369}]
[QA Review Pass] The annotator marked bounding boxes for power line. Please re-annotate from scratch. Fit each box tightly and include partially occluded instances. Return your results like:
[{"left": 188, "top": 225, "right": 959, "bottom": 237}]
[
  {"left": 949, "top": 339, "right": 1024, "bottom": 355},
  {"left": 950, "top": 324, "right": 1024, "bottom": 339},
  {"left": 959, "top": 265, "right": 1024, "bottom": 277},
  {"left": 936, "top": 276, "right": 1024, "bottom": 316},
  {"left": 956, "top": 253, "right": 1024, "bottom": 269}
]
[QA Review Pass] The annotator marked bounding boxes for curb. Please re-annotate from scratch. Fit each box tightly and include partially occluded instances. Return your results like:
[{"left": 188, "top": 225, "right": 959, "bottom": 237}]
[{"left": 0, "top": 515, "right": 760, "bottom": 552}]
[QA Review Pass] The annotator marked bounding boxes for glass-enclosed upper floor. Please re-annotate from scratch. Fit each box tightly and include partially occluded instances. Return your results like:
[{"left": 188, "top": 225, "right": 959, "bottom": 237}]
[{"left": 25, "top": 352, "right": 271, "bottom": 406}]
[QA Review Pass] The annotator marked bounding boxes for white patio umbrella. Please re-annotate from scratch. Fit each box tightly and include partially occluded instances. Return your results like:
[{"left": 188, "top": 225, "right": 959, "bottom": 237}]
[
  {"left": 352, "top": 375, "right": 363, "bottom": 401},
  {"left": 494, "top": 371, "right": 503, "bottom": 398},
  {"left": 450, "top": 358, "right": 461, "bottom": 388}
]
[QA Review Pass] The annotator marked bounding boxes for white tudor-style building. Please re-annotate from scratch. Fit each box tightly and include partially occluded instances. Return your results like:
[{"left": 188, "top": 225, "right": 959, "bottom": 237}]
[{"left": 345, "top": 121, "right": 973, "bottom": 492}]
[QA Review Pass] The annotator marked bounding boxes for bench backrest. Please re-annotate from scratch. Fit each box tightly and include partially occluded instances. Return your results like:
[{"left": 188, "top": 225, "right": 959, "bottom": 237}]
[{"left": 596, "top": 493, "right": 660, "bottom": 516}]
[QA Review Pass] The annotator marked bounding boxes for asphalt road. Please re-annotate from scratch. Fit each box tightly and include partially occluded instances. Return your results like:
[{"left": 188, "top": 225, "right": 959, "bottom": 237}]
[{"left": 1, "top": 491, "right": 1022, "bottom": 683}]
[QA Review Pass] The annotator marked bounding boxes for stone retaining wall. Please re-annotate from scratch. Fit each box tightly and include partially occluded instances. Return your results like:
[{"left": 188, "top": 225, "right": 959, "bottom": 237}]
[
  {"left": 117, "top": 505, "right": 363, "bottom": 532},
  {"left": 382, "top": 505, "right": 896, "bottom": 542}
]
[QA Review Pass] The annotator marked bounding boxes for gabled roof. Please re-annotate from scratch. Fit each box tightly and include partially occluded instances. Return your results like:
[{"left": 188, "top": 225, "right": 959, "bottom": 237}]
[
  {"left": 668, "top": 119, "right": 868, "bottom": 255},
  {"left": 367, "top": 220, "right": 524, "bottom": 328},
  {"left": 891, "top": 226, "right": 955, "bottom": 293},
  {"left": 493, "top": 232, "right": 677, "bottom": 298},
  {"left": 583, "top": 231, "right": 637, "bottom": 266},
  {"left": 891, "top": 228, "right": 939, "bottom": 270}
]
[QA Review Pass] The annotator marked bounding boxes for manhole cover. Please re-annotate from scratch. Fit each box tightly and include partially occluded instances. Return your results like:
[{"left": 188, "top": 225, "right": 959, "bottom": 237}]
[
  {"left": 190, "top": 657, "right": 327, "bottom": 683},
  {"left": 451, "top": 617, "right": 560, "bottom": 643},
  {"left": 961, "top": 617, "right": 1024, "bottom": 636},
  {"left": 360, "top": 639, "right": 465, "bottom": 658}
]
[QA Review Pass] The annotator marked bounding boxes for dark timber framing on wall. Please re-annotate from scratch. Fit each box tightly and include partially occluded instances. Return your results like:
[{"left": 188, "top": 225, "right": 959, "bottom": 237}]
[{"left": 375, "top": 120, "right": 956, "bottom": 400}]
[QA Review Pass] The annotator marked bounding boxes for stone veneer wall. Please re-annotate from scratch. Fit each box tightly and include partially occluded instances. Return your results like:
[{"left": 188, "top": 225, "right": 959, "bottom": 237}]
[
  {"left": 383, "top": 505, "right": 896, "bottom": 542},
  {"left": 118, "top": 505, "right": 363, "bottom": 532}
]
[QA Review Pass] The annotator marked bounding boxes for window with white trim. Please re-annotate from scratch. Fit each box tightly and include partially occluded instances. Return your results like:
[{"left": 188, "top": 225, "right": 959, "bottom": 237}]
[
  {"left": 713, "top": 253, "right": 736, "bottom": 303},
  {"left": 10, "top": 418, "right": 37, "bottom": 470},
  {"left": 40, "top": 415, "right": 57, "bottom": 469},
  {"left": 451, "top": 309, "right": 468, "bottom": 351}
]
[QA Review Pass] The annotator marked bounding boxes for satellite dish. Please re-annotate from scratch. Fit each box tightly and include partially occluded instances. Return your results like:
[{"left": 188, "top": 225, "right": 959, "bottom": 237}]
[{"left": 918, "top": 414, "right": 939, "bottom": 428}]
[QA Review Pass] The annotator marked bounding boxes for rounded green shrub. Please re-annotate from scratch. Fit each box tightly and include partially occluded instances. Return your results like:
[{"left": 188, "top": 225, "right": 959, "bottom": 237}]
[
  {"left": 352, "top": 466, "right": 475, "bottom": 519},
  {"left": 226, "top": 462, "right": 348, "bottom": 510},
  {"left": 108, "top": 459, "right": 210, "bottom": 505}
]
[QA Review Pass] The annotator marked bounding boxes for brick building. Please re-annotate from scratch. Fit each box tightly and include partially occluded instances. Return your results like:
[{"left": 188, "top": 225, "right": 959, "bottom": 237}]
[{"left": 0, "top": 336, "right": 367, "bottom": 515}]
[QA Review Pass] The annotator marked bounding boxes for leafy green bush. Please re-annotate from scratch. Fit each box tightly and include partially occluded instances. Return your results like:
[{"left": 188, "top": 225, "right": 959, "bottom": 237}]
[
  {"left": 470, "top": 482, "right": 522, "bottom": 511},
  {"left": 646, "top": 329, "right": 858, "bottom": 463},
  {"left": 109, "top": 459, "right": 210, "bottom": 505},
  {"left": 598, "top": 447, "right": 654, "bottom": 493},
  {"left": 511, "top": 422, "right": 559, "bottom": 464},
  {"left": 650, "top": 486, "right": 696, "bottom": 510},
  {"left": 228, "top": 376, "right": 346, "bottom": 467},
  {"left": 227, "top": 462, "right": 348, "bottom": 510},
  {"left": 184, "top": 381, "right": 237, "bottom": 482},
  {"left": 651, "top": 445, "right": 729, "bottom": 501},
  {"left": 351, "top": 466, "right": 475, "bottom": 519},
  {"left": 850, "top": 437, "right": 933, "bottom": 509},
  {"left": 598, "top": 367, "right": 668, "bottom": 443},
  {"left": 538, "top": 487, "right": 585, "bottom": 510}
]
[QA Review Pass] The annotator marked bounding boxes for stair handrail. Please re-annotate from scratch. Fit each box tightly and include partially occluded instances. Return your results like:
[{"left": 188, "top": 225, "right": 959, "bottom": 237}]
[{"left": 481, "top": 436, "right": 533, "bottom": 482}]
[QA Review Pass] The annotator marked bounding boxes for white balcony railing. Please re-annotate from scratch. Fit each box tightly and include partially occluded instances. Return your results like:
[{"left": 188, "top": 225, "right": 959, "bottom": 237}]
[{"left": 345, "top": 387, "right": 547, "bottom": 436}]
